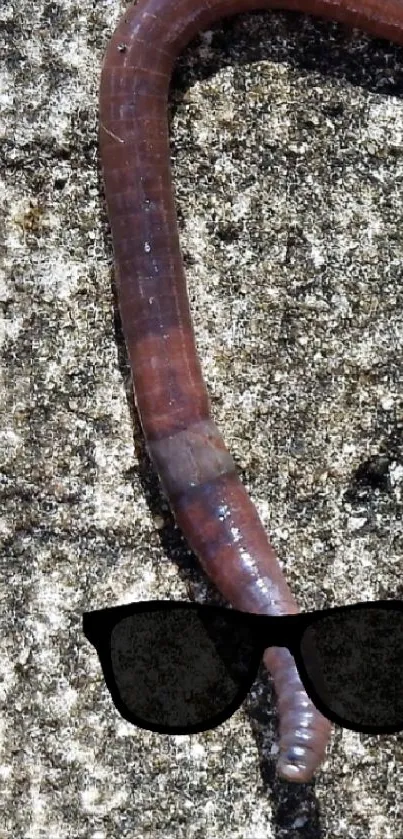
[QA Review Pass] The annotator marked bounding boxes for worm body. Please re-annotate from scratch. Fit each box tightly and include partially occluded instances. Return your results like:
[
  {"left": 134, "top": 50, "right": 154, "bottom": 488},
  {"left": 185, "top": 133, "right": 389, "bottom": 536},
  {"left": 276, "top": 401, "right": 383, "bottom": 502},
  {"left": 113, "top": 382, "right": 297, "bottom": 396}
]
[{"left": 99, "top": 0, "right": 403, "bottom": 781}]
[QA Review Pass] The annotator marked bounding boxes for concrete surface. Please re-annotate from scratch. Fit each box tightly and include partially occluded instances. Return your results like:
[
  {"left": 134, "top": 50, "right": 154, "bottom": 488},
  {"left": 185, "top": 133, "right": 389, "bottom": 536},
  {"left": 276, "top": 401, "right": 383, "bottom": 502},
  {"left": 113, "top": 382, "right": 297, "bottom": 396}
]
[{"left": 0, "top": 0, "right": 402, "bottom": 837}]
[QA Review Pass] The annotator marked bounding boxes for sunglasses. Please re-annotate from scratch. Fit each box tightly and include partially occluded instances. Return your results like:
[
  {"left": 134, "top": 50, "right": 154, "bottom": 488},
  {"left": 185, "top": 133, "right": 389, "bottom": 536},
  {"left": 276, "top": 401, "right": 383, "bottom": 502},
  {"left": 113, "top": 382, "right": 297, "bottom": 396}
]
[{"left": 83, "top": 598, "right": 403, "bottom": 736}]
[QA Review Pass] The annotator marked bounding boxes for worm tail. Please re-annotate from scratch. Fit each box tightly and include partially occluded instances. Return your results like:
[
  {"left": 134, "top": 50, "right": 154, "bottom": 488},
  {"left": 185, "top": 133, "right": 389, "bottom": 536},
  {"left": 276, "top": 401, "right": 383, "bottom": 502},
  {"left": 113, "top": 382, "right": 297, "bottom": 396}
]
[
  {"left": 264, "top": 647, "right": 331, "bottom": 781},
  {"left": 162, "top": 449, "right": 332, "bottom": 782}
]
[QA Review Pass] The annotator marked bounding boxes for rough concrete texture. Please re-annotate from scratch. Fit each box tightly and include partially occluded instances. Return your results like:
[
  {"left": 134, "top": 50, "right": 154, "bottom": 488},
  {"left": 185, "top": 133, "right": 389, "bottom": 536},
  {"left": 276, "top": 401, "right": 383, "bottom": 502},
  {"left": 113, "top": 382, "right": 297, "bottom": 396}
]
[{"left": 1, "top": 0, "right": 402, "bottom": 837}]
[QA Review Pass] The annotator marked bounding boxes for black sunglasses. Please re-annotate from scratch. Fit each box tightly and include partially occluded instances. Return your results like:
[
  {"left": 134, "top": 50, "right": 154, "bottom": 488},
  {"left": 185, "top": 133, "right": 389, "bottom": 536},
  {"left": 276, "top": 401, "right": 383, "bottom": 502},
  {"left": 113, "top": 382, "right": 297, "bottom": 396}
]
[{"left": 83, "top": 598, "right": 403, "bottom": 736}]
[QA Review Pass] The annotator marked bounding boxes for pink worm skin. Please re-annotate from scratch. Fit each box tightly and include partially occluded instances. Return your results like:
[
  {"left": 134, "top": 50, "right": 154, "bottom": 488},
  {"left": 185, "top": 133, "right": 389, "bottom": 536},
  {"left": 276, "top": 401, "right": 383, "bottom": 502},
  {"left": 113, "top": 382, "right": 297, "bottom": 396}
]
[{"left": 99, "top": 0, "right": 403, "bottom": 782}]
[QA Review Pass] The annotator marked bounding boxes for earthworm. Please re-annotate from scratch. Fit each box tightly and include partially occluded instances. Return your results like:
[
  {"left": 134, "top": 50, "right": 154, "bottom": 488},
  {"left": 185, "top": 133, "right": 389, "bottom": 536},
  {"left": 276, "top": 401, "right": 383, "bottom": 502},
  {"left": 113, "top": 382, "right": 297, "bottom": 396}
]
[{"left": 99, "top": 0, "right": 403, "bottom": 782}]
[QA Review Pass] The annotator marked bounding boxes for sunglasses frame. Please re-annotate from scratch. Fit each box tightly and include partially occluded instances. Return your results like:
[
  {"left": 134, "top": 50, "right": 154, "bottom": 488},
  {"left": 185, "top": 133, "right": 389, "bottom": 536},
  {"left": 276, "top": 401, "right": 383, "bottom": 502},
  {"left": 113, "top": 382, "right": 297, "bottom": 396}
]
[{"left": 83, "top": 598, "right": 403, "bottom": 737}]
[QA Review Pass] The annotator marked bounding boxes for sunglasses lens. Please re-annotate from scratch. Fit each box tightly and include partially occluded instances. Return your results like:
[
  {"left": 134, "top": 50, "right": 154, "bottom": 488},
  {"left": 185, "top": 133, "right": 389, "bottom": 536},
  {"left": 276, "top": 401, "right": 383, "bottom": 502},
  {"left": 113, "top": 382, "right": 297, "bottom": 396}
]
[
  {"left": 300, "top": 606, "right": 403, "bottom": 730},
  {"left": 109, "top": 607, "right": 258, "bottom": 730}
]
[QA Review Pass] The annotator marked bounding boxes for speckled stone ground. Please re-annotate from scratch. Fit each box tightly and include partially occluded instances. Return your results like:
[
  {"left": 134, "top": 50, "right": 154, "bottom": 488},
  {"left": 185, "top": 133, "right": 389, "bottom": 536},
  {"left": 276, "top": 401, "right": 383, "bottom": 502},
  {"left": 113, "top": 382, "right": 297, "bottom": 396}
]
[{"left": 1, "top": 1, "right": 402, "bottom": 837}]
